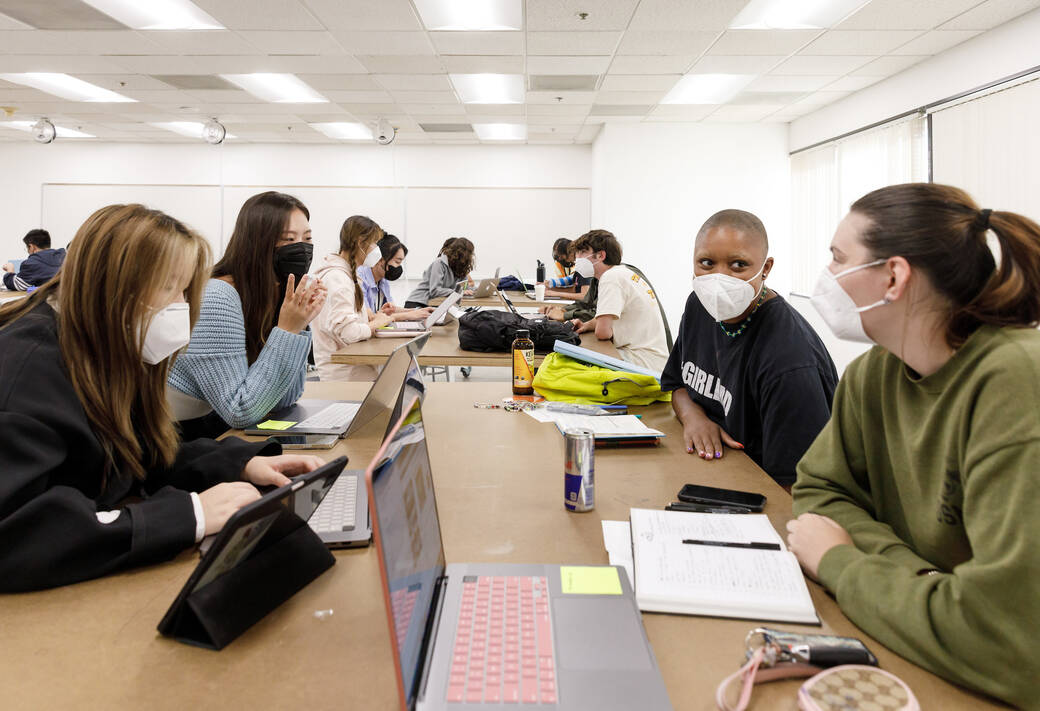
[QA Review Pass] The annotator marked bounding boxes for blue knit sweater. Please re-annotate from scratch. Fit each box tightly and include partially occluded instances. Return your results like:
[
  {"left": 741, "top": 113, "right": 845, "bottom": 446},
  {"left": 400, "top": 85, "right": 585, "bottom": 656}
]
[{"left": 167, "top": 279, "right": 310, "bottom": 428}]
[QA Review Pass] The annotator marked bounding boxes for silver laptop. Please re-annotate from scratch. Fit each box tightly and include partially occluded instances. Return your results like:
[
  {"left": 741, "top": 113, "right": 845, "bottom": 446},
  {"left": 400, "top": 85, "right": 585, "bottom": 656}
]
[
  {"left": 471, "top": 268, "right": 501, "bottom": 298},
  {"left": 377, "top": 292, "right": 462, "bottom": 337},
  {"left": 514, "top": 266, "right": 537, "bottom": 299},
  {"left": 366, "top": 397, "right": 672, "bottom": 710}
]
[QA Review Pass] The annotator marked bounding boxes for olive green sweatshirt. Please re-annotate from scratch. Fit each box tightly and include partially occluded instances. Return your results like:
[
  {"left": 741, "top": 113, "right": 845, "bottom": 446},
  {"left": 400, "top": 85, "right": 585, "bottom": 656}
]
[{"left": 793, "top": 325, "right": 1040, "bottom": 710}]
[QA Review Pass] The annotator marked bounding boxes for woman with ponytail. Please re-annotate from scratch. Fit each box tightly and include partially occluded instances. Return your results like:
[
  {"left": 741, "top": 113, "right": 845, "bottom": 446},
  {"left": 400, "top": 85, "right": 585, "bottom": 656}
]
[{"left": 787, "top": 183, "right": 1040, "bottom": 708}]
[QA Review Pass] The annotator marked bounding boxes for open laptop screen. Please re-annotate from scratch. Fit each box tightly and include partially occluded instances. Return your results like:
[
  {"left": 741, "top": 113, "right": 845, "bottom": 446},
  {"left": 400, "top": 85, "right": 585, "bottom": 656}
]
[
  {"left": 370, "top": 399, "right": 445, "bottom": 707},
  {"left": 342, "top": 343, "right": 413, "bottom": 438}
]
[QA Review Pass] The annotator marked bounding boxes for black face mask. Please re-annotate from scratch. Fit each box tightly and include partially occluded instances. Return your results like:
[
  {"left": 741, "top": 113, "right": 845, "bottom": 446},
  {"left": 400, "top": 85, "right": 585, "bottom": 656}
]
[
  {"left": 273, "top": 241, "right": 313, "bottom": 283},
  {"left": 385, "top": 264, "right": 404, "bottom": 281}
]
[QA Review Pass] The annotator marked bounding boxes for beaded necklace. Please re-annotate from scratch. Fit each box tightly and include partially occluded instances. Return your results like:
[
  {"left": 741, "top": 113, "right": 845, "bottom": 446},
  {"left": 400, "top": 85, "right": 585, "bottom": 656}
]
[{"left": 718, "top": 287, "right": 767, "bottom": 338}]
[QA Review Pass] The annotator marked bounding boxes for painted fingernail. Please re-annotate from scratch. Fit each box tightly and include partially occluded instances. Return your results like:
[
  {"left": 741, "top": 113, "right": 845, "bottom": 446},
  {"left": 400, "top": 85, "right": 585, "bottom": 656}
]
[
  {"left": 686, "top": 447, "right": 693, "bottom": 453},
  {"left": 698, "top": 450, "right": 705, "bottom": 457},
  {"left": 715, "top": 451, "right": 722, "bottom": 459}
]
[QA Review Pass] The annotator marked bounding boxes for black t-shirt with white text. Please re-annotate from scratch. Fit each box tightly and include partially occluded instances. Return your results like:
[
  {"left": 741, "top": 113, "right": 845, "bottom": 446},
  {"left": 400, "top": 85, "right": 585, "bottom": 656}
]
[{"left": 661, "top": 292, "right": 838, "bottom": 485}]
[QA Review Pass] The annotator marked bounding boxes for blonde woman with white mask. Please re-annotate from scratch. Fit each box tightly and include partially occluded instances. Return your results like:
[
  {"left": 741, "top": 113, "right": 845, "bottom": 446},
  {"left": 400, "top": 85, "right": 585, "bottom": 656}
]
[{"left": 660, "top": 209, "right": 838, "bottom": 487}]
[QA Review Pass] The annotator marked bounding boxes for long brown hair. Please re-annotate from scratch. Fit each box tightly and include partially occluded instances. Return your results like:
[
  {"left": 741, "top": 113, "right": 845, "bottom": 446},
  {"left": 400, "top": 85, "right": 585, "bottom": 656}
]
[
  {"left": 214, "top": 191, "right": 309, "bottom": 362},
  {"left": 0, "top": 204, "right": 210, "bottom": 482},
  {"left": 442, "top": 237, "right": 475, "bottom": 279},
  {"left": 851, "top": 183, "right": 1040, "bottom": 348},
  {"left": 338, "top": 215, "right": 383, "bottom": 309}
]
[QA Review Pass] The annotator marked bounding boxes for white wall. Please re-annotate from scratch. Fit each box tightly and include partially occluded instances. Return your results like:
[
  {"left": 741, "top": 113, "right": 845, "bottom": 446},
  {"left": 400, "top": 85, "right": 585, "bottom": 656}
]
[
  {"left": 0, "top": 141, "right": 591, "bottom": 279},
  {"left": 790, "top": 7, "right": 1040, "bottom": 152},
  {"left": 591, "top": 122, "right": 792, "bottom": 336}
]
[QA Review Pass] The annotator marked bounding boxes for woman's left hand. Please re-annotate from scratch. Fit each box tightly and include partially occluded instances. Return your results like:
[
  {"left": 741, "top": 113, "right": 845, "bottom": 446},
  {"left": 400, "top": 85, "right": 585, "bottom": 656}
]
[
  {"left": 786, "top": 513, "right": 853, "bottom": 581},
  {"left": 242, "top": 454, "right": 326, "bottom": 488}
]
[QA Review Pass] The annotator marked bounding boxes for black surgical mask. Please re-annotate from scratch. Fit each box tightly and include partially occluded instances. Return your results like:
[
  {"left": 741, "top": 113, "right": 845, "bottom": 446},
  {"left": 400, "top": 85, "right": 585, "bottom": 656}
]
[
  {"left": 273, "top": 241, "right": 313, "bottom": 283},
  {"left": 385, "top": 264, "right": 404, "bottom": 281}
]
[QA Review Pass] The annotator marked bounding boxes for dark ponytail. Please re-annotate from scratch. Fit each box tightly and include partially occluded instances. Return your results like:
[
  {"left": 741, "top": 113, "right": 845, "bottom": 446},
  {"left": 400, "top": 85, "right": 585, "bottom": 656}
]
[{"left": 850, "top": 183, "right": 1040, "bottom": 348}]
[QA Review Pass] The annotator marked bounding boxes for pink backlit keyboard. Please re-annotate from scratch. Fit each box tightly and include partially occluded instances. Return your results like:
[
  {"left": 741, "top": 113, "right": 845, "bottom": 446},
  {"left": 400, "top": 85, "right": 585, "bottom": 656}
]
[{"left": 446, "top": 575, "right": 557, "bottom": 705}]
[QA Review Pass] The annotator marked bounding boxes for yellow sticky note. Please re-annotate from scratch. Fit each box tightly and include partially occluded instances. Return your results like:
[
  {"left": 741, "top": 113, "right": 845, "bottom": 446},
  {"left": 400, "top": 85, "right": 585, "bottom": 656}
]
[
  {"left": 559, "top": 566, "right": 622, "bottom": 595},
  {"left": 256, "top": 420, "right": 296, "bottom": 431}
]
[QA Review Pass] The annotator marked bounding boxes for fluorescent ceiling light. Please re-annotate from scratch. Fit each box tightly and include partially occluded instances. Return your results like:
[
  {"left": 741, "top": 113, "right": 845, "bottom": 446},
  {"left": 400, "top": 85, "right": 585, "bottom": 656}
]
[
  {"left": 473, "top": 123, "right": 526, "bottom": 141},
  {"left": 80, "top": 0, "right": 224, "bottom": 30},
  {"left": 220, "top": 74, "right": 328, "bottom": 103},
  {"left": 450, "top": 74, "right": 524, "bottom": 104},
  {"left": 310, "top": 122, "right": 374, "bottom": 140},
  {"left": 414, "top": 0, "right": 522, "bottom": 30},
  {"left": 661, "top": 74, "right": 756, "bottom": 104},
  {"left": 0, "top": 73, "right": 136, "bottom": 102},
  {"left": 0, "top": 121, "right": 94, "bottom": 138},
  {"left": 150, "top": 122, "right": 236, "bottom": 139},
  {"left": 730, "top": 0, "right": 869, "bottom": 29}
]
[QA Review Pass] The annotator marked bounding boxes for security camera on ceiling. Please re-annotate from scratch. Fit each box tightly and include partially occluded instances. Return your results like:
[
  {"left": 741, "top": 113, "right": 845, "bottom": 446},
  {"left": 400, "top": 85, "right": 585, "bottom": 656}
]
[
  {"left": 32, "top": 118, "right": 56, "bottom": 144},
  {"left": 375, "top": 118, "right": 395, "bottom": 146}
]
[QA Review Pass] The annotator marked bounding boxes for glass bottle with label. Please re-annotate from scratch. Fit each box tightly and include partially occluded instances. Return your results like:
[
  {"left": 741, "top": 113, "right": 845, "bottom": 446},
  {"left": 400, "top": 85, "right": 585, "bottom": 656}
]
[{"left": 511, "top": 329, "right": 535, "bottom": 396}]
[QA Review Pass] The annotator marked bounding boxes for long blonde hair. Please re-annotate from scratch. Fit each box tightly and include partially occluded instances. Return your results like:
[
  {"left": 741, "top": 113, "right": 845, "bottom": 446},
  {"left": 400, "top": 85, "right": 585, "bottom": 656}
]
[{"left": 0, "top": 204, "right": 211, "bottom": 482}]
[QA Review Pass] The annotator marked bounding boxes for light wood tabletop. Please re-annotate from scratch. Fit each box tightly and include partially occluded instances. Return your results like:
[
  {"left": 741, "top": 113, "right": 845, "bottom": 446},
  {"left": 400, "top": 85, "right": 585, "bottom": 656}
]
[
  {"left": 0, "top": 289, "right": 27, "bottom": 302},
  {"left": 330, "top": 319, "right": 620, "bottom": 368},
  {"left": 0, "top": 382, "right": 1007, "bottom": 711},
  {"left": 429, "top": 290, "right": 576, "bottom": 309}
]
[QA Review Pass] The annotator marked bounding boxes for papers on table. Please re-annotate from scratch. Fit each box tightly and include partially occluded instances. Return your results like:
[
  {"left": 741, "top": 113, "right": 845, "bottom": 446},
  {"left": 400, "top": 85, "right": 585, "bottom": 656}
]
[
  {"left": 523, "top": 410, "right": 664, "bottom": 439},
  {"left": 601, "top": 520, "right": 634, "bottom": 587}
]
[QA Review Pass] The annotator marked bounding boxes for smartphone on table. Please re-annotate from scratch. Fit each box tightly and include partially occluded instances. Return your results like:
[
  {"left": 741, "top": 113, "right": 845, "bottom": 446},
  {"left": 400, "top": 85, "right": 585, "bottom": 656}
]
[
  {"left": 264, "top": 434, "right": 338, "bottom": 450},
  {"left": 677, "top": 484, "right": 766, "bottom": 512}
]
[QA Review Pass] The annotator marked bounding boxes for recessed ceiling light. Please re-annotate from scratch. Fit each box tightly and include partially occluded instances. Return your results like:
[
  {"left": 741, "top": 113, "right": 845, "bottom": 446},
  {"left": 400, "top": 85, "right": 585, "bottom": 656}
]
[
  {"left": 150, "top": 121, "right": 236, "bottom": 140},
  {"left": 80, "top": 0, "right": 224, "bottom": 30},
  {"left": 309, "top": 122, "right": 374, "bottom": 141},
  {"left": 661, "top": 74, "right": 756, "bottom": 104},
  {"left": 220, "top": 74, "right": 328, "bottom": 103},
  {"left": 473, "top": 123, "right": 526, "bottom": 141},
  {"left": 0, "top": 121, "right": 94, "bottom": 138},
  {"left": 450, "top": 74, "right": 524, "bottom": 104},
  {"left": 413, "top": 0, "right": 521, "bottom": 30},
  {"left": 0, "top": 73, "right": 136, "bottom": 102},
  {"left": 730, "top": 0, "right": 869, "bottom": 29}
]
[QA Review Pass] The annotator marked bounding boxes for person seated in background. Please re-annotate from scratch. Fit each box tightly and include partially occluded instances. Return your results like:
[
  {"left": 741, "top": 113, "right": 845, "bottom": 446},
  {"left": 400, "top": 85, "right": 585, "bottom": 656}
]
[
  {"left": 541, "top": 237, "right": 591, "bottom": 300},
  {"left": 552, "top": 237, "right": 573, "bottom": 278},
  {"left": 357, "top": 234, "right": 431, "bottom": 322},
  {"left": 0, "top": 204, "right": 322, "bottom": 592},
  {"left": 788, "top": 184, "right": 1040, "bottom": 708},
  {"left": 405, "top": 237, "right": 475, "bottom": 307},
  {"left": 568, "top": 229, "right": 668, "bottom": 371},
  {"left": 2, "top": 229, "right": 66, "bottom": 291},
  {"left": 661, "top": 209, "right": 836, "bottom": 487},
  {"left": 542, "top": 277, "right": 599, "bottom": 323},
  {"left": 168, "top": 191, "right": 326, "bottom": 440}
]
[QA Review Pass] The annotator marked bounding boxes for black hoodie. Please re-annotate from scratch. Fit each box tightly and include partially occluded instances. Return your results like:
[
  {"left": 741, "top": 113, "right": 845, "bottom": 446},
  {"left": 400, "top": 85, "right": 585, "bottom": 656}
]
[{"left": 3, "top": 247, "right": 66, "bottom": 290}]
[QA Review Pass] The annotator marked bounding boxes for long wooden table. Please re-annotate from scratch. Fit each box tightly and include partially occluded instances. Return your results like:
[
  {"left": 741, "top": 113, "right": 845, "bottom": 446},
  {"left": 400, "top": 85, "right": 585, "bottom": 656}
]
[
  {"left": 0, "top": 382, "right": 1006, "bottom": 710},
  {"left": 0, "top": 289, "right": 26, "bottom": 302},
  {"left": 330, "top": 319, "right": 620, "bottom": 368},
  {"left": 430, "top": 290, "right": 576, "bottom": 309}
]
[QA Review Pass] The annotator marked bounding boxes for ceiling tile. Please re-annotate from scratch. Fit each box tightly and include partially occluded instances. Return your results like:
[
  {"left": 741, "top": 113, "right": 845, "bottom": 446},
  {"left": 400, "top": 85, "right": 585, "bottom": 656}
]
[
  {"left": 800, "top": 30, "right": 923, "bottom": 55},
  {"left": 400, "top": 103, "right": 466, "bottom": 115},
  {"left": 849, "top": 54, "right": 929, "bottom": 76},
  {"left": 941, "top": 0, "right": 1040, "bottom": 30},
  {"left": 792, "top": 90, "right": 853, "bottom": 107},
  {"left": 823, "top": 75, "right": 883, "bottom": 91},
  {"left": 708, "top": 29, "right": 821, "bottom": 55},
  {"left": 594, "top": 90, "right": 667, "bottom": 104},
  {"left": 526, "top": 90, "right": 596, "bottom": 104},
  {"left": 320, "top": 90, "right": 393, "bottom": 102},
  {"left": 428, "top": 31, "right": 524, "bottom": 56},
  {"left": 374, "top": 74, "right": 452, "bottom": 90},
  {"left": 302, "top": 0, "right": 423, "bottom": 30},
  {"left": 628, "top": 0, "right": 750, "bottom": 30},
  {"left": 358, "top": 55, "right": 445, "bottom": 73},
  {"left": 588, "top": 104, "right": 652, "bottom": 115},
  {"left": 608, "top": 55, "right": 696, "bottom": 73},
  {"left": 705, "top": 104, "right": 785, "bottom": 121},
  {"left": 599, "top": 74, "right": 680, "bottom": 91},
  {"left": 103, "top": 55, "right": 210, "bottom": 74},
  {"left": 526, "top": 0, "right": 640, "bottom": 31},
  {"left": 237, "top": 31, "right": 346, "bottom": 56},
  {"left": 0, "top": 54, "right": 136, "bottom": 73},
  {"left": 616, "top": 31, "right": 719, "bottom": 56},
  {"left": 463, "top": 104, "right": 524, "bottom": 116},
  {"left": 528, "top": 74, "right": 599, "bottom": 90},
  {"left": 526, "top": 56, "right": 613, "bottom": 75},
  {"left": 526, "top": 115, "right": 585, "bottom": 126},
  {"left": 527, "top": 31, "right": 622, "bottom": 55},
  {"left": 525, "top": 103, "right": 591, "bottom": 116},
  {"left": 295, "top": 74, "right": 383, "bottom": 90},
  {"left": 689, "top": 55, "right": 786, "bottom": 73},
  {"left": 192, "top": 0, "right": 324, "bottom": 30},
  {"left": 119, "top": 89, "right": 202, "bottom": 104},
  {"left": 266, "top": 55, "right": 367, "bottom": 73},
  {"left": 441, "top": 55, "right": 524, "bottom": 73},
  {"left": 332, "top": 31, "right": 435, "bottom": 55},
  {"left": 0, "top": 0, "right": 123, "bottom": 29},
  {"left": 0, "top": 30, "right": 159, "bottom": 55},
  {"left": 78, "top": 74, "right": 184, "bottom": 91},
  {"left": 0, "top": 13, "right": 31, "bottom": 30},
  {"left": 338, "top": 103, "right": 400, "bottom": 114},
  {"left": 889, "top": 29, "right": 981, "bottom": 54},
  {"left": 730, "top": 91, "right": 806, "bottom": 104},
  {"left": 576, "top": 123, "right": 603, "bottom": 141},
  {"left": 745, "top": 75, "right": 835, "bottom": 92},
  {"left": 388, "top": 90, "right": 458, "bottom": 104},
  {"left": 770, "top": 55, "right": 874, "bottom": 76},
  {"left": 146, "top": 31, "right": 262, "bottom": 55},
  {"left": 167, "top": 55, "right": 280, "bottom": 73},
  {"left": 183, "top": 89, "right": 265, "bottom": 103},
  {"left": 837, "top": 0, "right": 982, "bottom": 30}
]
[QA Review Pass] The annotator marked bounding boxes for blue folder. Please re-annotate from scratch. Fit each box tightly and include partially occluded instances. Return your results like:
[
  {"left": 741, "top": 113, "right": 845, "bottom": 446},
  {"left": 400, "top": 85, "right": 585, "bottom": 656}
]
[{"left": 552, "top": 341, "right": 663, "bottom": 382}]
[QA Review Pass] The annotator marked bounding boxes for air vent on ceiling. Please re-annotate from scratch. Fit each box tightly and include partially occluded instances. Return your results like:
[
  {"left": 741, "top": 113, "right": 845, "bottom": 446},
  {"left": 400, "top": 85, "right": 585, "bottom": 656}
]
[
  {"left": 528, "top": 75, "right": 599, "bottom": 92},
  {"left": 419, "top": 123, "right": 474, "bottom": 133},
  {"left": 153, "top": 75, "right": 240, "bottom": 90},
  {"left": 0, "top": 0, "right": 125, "bottom": 29},
  {"left": 588, "top": 105, "right": 653, "bottom": 116}
]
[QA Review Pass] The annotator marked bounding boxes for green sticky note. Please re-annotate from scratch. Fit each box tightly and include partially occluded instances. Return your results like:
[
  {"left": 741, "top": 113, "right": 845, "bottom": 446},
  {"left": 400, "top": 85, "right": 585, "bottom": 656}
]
[
  {"left": 559, "top": 566, "right": 622, "bottom": 595},
  {"left": 256, "top": 420, "right": 296, "bottom": 431}
]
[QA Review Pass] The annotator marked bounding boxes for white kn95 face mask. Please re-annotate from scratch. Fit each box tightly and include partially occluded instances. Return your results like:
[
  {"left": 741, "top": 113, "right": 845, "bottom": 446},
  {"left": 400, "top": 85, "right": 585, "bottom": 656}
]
[
  {"left": 141, "top": 302, "right": 191, "bottom": 365},
  {"left": 810, "top": 259, "right": 887, "bottom": 343},
  {"left": 691, "top": 262, "right": 765, "bottom": 322}
]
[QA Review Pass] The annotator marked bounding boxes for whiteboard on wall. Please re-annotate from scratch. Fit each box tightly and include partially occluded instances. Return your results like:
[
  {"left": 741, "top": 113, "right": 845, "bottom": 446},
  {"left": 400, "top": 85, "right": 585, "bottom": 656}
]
[
  {"left": 41, "top": 184, "right": 223, "bottom": 254},
  {"left": 403, "top": 187, "right": 591, "bottom": 279}
]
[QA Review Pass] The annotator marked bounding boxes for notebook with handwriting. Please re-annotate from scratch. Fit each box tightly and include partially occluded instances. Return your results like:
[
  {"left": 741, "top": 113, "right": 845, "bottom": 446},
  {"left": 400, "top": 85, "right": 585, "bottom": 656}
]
[{"left": 629, "top": 508, "right": 819, "bottom": 625}]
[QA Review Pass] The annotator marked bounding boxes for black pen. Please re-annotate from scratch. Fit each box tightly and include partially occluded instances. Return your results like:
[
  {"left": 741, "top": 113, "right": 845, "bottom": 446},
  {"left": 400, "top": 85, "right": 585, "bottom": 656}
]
[
  {"left": 682, "top": 539, "right": 782, "bottom": 550},
  {"left": 666, "top": 502, "right": 751, "bottom": 514}
]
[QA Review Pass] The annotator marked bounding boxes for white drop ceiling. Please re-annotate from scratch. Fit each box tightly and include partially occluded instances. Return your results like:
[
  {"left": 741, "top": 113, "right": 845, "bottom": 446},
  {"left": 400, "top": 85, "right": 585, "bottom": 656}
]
[{"left": 0, "top": 0, "right": 1036, "bottom": 144}]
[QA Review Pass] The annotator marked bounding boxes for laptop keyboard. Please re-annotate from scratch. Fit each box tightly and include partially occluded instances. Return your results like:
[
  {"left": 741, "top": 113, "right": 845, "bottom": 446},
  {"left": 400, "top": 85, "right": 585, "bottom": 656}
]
[
  {"left": 296, "top": 402, "right": 361, "bottom": 430},
  {"left": 308, "top": 475, "right": 357, "bottom": 533},
  {"left": 447, "top": 575, "right": 557, "bottom": 705}
]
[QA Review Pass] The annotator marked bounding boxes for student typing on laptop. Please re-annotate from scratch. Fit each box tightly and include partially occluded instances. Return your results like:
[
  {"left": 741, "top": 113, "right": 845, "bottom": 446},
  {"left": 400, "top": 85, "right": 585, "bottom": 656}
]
[
  {"left": 405, "top": 238, "right": 475, "bottom": 308},
  {"left": 0, "top": 204, "right": 324, "bottom": 592},
  {"left": 358, "top": 234, "right": 433, "bottom": 323}
]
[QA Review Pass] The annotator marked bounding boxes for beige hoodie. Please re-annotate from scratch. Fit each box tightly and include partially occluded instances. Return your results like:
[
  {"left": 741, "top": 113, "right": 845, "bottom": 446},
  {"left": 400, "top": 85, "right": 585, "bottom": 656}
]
[{"left": 311, "top": 253, "right": 378, "bottom": 381}]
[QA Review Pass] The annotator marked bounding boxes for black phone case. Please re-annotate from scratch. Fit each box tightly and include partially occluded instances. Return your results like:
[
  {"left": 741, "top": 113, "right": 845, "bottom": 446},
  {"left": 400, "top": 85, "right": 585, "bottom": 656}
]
[{"left": 677, "top": 486, "right": 766, "bottom": 512}]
